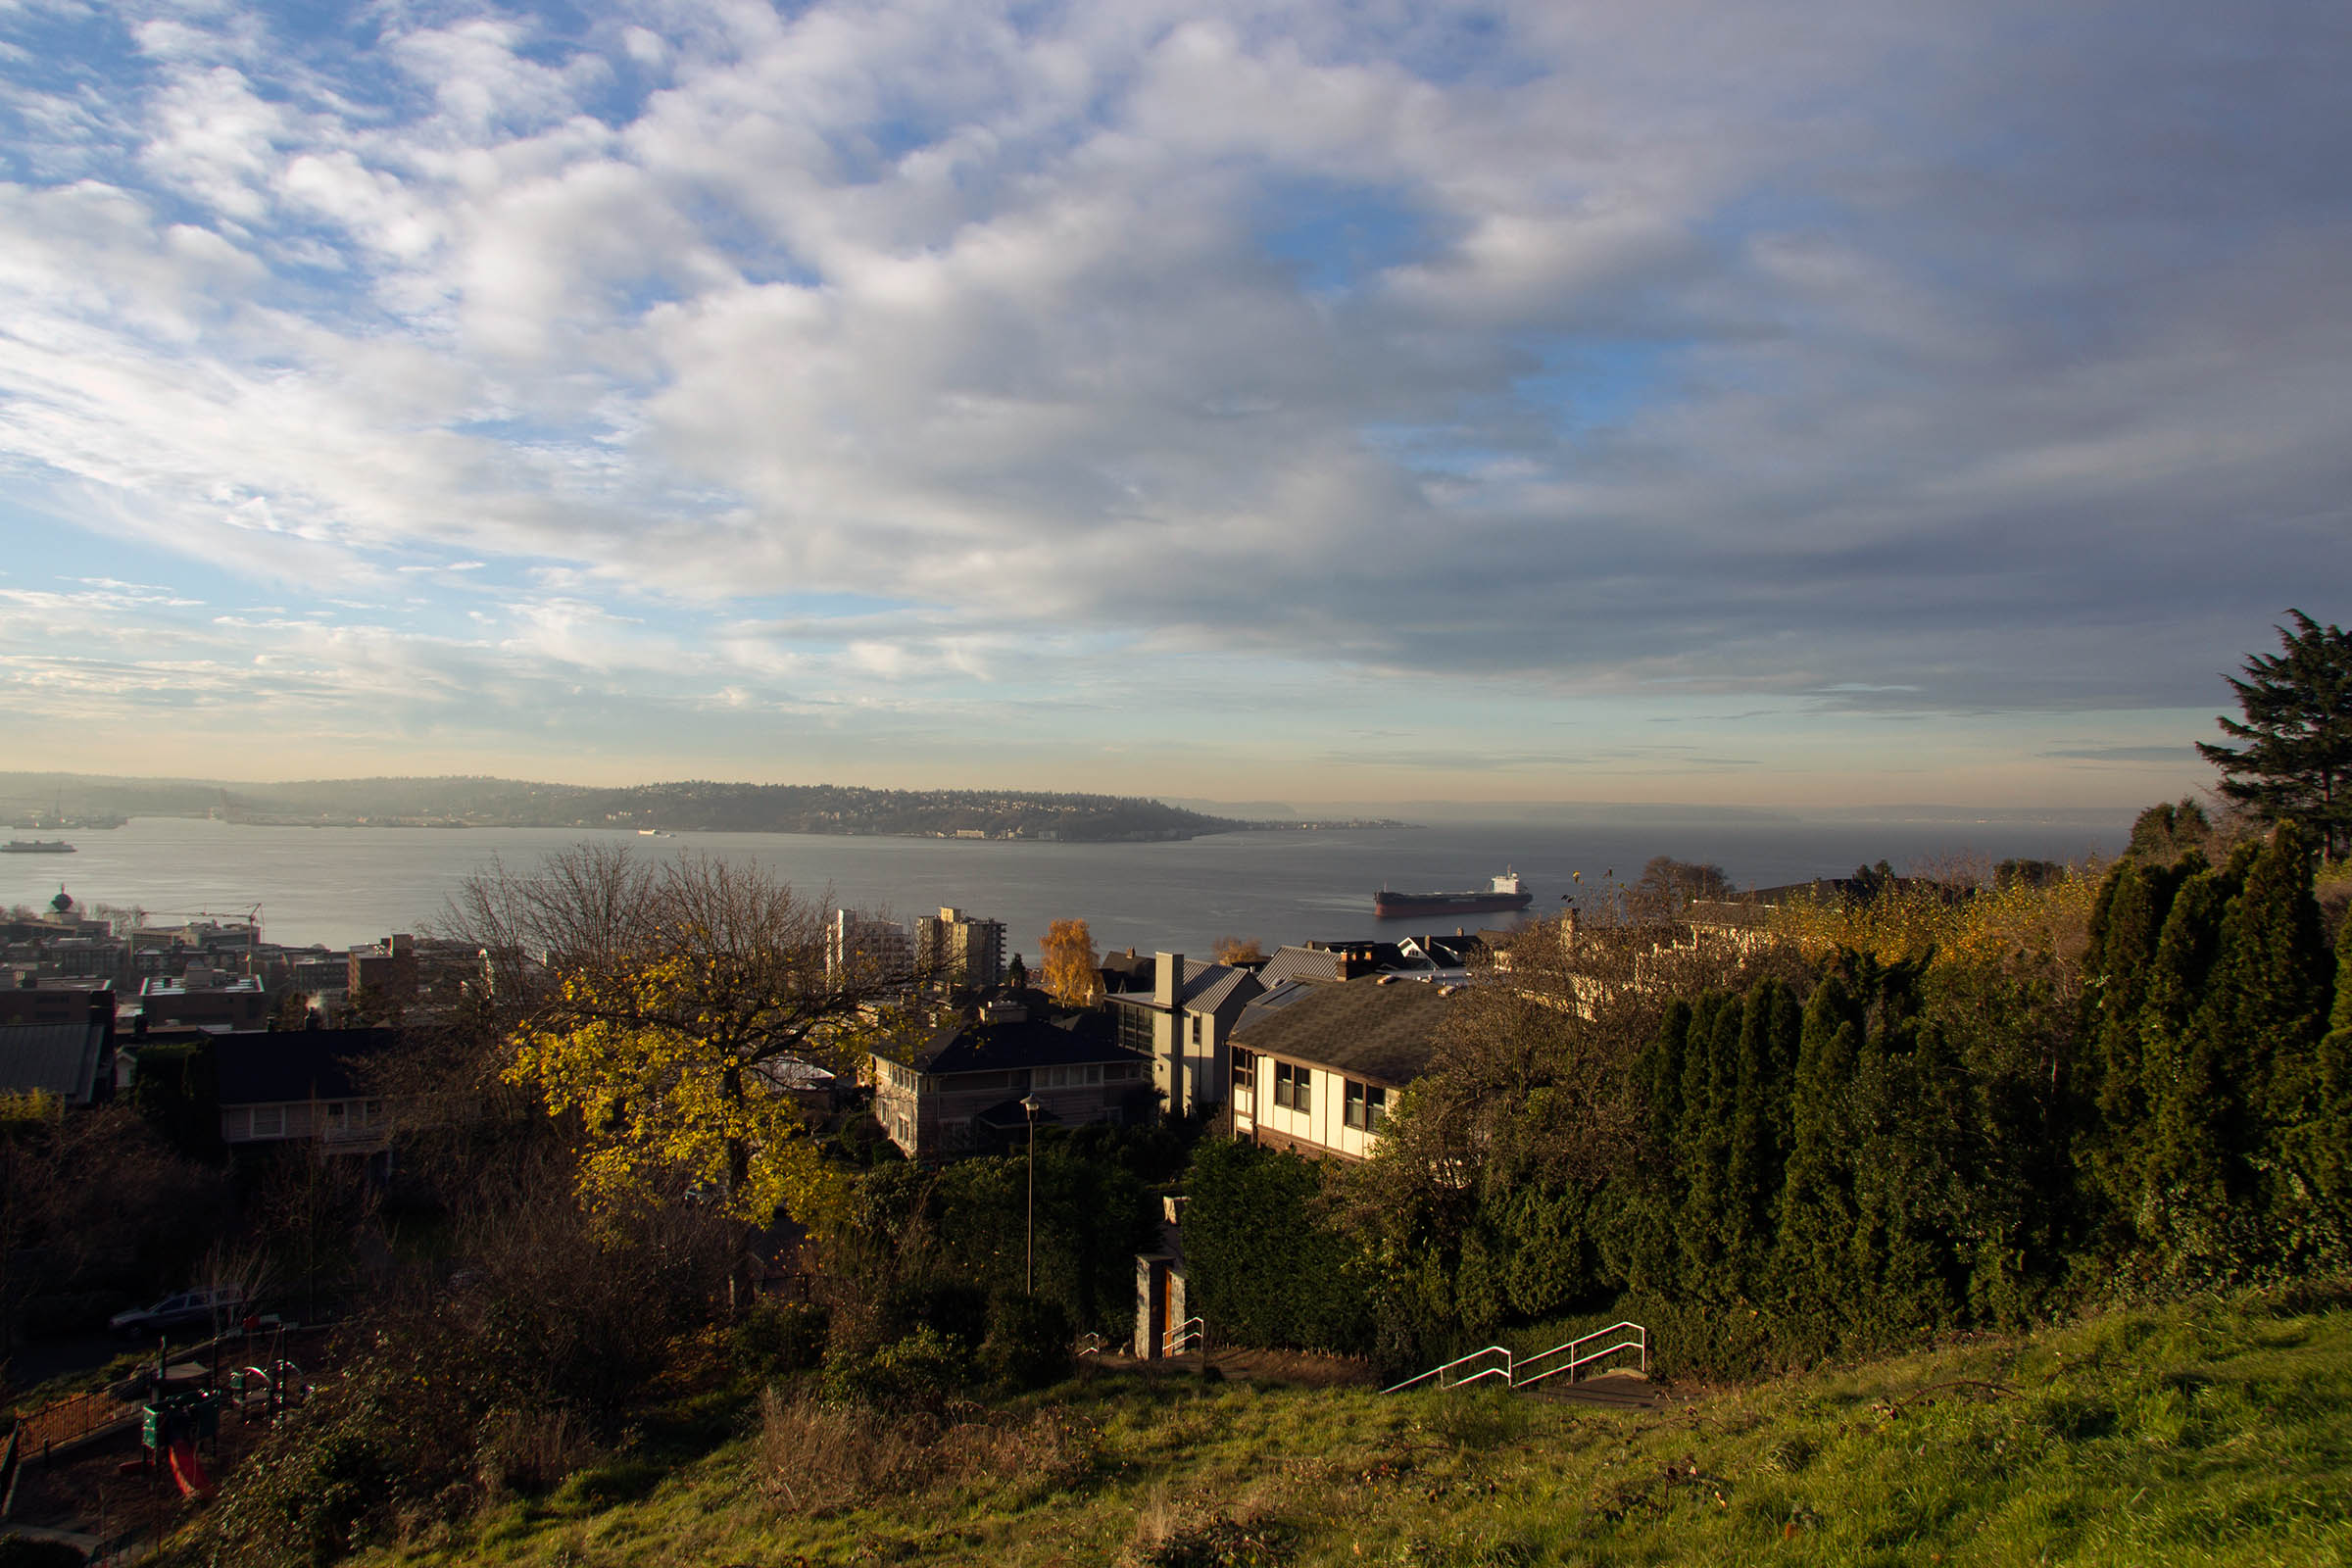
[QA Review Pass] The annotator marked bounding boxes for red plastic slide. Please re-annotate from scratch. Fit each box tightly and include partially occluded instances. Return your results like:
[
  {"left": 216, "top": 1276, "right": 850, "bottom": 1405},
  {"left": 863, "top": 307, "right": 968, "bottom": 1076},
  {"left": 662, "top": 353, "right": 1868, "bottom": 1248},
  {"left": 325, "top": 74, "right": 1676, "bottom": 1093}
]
[{"left": 165, "top": 1438, "right": 215, "bottom": 1499}]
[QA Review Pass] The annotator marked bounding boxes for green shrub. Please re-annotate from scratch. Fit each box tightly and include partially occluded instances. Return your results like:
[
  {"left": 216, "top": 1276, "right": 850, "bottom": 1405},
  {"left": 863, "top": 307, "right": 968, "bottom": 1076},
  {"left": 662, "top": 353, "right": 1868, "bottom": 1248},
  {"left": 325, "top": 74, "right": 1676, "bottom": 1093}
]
[
  {"left": 824, "top": 1324, "right": 971, "bottom": 1413},
  {"left": 733, "top": 1298, "right": 830, "bottom": 1379},
  {"left": 979, "top": 1292, "right": 1072, "bottom": 1390}
]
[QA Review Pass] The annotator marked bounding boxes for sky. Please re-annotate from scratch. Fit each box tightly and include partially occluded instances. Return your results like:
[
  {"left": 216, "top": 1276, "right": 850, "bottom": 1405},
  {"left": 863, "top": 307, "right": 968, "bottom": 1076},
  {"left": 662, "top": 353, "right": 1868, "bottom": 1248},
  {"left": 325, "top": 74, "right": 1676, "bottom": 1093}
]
[{"left": 0, "top": 0, "right": 2345, "bottom": 809}]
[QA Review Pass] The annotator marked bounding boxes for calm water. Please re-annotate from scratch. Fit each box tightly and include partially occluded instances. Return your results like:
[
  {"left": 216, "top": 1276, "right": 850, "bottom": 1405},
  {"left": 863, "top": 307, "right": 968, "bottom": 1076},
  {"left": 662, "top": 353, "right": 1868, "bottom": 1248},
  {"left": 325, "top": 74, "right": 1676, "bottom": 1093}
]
[{"left": 4, "top": 811, "right": 2132, "bottom": 957}]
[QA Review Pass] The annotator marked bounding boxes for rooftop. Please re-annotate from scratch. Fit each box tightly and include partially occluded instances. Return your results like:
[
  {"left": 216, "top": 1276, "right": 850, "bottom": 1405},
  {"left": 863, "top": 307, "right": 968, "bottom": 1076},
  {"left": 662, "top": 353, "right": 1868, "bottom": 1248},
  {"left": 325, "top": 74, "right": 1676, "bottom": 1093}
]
[
  {"left": 878, "top": 1008, "right": 1142, "bottom": 1075},
  {"left": 1230, "top": 976, "right": 1455, "bottom": 1087},
  {"left": 212, "top": 1027, "right": 401, "bottom": 1104}
]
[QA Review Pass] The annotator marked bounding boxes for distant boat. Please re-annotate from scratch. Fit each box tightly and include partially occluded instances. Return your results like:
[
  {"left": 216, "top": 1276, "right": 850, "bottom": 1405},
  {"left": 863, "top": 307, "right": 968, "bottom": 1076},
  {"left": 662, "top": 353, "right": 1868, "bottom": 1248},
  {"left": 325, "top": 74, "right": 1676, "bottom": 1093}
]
[
  {"left": 2, "top": 840, "right": 76, "bottom": 855},
  {"left": 637, "top": 829, "right": 674, "bottom": 838},
  {"left": 1374, "top": 868, "right": 1533, "bottom": 919}
]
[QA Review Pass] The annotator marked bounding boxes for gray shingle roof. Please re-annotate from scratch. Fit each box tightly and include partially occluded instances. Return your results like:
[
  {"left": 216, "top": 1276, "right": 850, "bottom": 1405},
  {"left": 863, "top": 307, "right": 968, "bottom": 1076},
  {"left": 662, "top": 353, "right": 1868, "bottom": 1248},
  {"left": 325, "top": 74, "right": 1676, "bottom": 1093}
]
[
  {"left": 1229, "top": 977, "right": 1453, "bottom": 1087},
  {"left": 0, "top": 1021, "right": 108, "bottom": 1103}
]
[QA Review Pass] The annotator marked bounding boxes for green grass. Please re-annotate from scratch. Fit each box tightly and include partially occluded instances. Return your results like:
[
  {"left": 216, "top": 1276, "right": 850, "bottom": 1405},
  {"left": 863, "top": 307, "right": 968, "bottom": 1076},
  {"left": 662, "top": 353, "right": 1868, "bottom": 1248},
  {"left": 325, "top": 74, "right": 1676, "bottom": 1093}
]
[{"left": 334, "top": 1288, "right": 2352, "bottom": 1567}]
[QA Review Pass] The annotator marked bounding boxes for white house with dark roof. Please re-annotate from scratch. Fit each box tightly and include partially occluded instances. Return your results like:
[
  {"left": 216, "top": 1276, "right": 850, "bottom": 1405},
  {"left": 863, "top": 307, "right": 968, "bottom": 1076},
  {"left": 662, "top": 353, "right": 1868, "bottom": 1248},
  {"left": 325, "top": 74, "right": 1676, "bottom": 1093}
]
[
  {"left": 213, "top": 1027, "right": 404, "bottom": 1156},
  {"left": 868, "top": 1000, "right": 1151, "bottom": 1159},
  {"left": 1227, "top": 977, "right": 1455, "bottom": 1160},
  {"left": 1101, "top": 953, "right": 1265, "bottom": 1118}
]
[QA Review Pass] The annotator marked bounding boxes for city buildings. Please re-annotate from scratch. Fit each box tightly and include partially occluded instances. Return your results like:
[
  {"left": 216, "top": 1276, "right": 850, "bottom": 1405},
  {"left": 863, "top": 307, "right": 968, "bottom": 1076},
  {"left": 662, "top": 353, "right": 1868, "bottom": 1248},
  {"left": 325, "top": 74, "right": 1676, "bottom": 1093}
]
[{"left": 913, "top": 906, "right": 1006, "bottom": 989}]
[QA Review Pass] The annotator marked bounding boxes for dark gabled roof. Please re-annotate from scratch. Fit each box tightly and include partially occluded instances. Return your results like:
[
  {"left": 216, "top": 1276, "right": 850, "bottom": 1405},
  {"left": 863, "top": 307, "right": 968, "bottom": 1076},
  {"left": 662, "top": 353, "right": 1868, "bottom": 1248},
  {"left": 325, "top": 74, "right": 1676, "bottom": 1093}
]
[
  {"left": 0, "top": 1021, "right": 109, "bottom": 1103},
  {"left": 212, "top": 1028, "right": 401, "bottom": 1105},
  {"left": 880, "top": 1009, "right": 1144, "bottom": 1075},
  {"left": 1229, "top": 976, "right": 1454, "bottom": 1087}
]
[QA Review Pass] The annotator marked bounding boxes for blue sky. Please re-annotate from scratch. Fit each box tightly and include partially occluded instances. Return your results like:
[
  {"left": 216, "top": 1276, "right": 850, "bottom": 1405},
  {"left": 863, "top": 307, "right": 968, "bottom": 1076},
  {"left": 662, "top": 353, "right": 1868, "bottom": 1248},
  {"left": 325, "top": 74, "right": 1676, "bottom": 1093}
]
[{"left": 0, "top": 0, "right": 2344, "bottom": 808}]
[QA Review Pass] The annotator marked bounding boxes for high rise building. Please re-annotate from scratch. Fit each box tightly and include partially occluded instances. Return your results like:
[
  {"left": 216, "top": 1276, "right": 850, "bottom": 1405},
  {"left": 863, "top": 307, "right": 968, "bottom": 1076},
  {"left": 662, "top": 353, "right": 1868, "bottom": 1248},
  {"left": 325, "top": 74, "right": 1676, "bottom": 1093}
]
[
  {"left": 913, "top": 906, "right": 1005, "bottom": 989},
  {"left": 826, "top": 908, "right": 913, "bottom": 986}
]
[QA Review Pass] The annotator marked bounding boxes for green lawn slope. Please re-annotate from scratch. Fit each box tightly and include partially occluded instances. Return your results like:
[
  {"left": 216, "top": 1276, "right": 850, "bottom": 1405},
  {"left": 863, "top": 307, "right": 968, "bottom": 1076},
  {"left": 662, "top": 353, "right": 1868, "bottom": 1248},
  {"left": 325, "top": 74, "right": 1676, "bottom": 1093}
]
[{"left": 333, "top": 1287, "right": 2350, "bottom": 1568}]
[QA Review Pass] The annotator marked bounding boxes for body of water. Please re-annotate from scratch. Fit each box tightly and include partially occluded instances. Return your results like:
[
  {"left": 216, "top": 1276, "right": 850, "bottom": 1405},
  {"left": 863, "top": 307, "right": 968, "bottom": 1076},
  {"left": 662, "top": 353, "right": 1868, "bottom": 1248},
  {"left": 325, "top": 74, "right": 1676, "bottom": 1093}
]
[{"left": 4, "top": 809, "right": 2134, "bottom": 959}]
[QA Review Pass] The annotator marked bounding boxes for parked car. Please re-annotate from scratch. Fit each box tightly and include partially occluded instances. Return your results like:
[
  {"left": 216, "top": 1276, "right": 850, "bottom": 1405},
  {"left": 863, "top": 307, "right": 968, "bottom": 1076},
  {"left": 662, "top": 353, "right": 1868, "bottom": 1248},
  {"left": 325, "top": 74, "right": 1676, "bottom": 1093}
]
[{"left": 109, "top": 1285, "right": 247, "bottom": 1340}]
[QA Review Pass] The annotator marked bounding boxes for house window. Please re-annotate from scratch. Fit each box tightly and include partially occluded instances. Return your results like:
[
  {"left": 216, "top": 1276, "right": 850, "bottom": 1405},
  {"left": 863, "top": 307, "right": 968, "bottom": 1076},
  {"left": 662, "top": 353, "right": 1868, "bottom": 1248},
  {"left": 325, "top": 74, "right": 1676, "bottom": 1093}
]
[
  {"left": 1345, "top": 1081, "right": 1388, "bottom": 1132},
  {"left": 1232, "top": 1050, "right": 1255, "bottom": 1099},
  {"left": 250, "top": 1104, "right": 284, "bottom": 1138},
  {"left": 1116, "top": 1004, "right": 1154, "bottom": 1056},
  {"left": 1273, "top": 1061, "right": 1309, "bottom": 1113}
]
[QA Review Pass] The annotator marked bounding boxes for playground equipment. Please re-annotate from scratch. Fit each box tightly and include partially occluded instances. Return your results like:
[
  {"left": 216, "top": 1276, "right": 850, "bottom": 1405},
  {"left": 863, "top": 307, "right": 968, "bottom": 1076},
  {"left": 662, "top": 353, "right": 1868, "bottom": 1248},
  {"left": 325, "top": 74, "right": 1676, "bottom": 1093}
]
[
  {"left": 119, "top": 1390, "right": 223, "bottom": 1498},
  {"left": 225, "top": 1360, "right": 311, "bottom": 1424}
]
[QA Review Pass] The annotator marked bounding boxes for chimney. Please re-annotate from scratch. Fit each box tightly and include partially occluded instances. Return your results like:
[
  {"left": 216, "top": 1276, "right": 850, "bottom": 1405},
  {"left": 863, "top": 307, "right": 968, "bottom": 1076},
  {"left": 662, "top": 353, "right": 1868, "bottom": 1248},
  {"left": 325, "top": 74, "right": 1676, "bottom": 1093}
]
[{"left": 1154, "top": 952, "right": 1182, "bottom": 1008}]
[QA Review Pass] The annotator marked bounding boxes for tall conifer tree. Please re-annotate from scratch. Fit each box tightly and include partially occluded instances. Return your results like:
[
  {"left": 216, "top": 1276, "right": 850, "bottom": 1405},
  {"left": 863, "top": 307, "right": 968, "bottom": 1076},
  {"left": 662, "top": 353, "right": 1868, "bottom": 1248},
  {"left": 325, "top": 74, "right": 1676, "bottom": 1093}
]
[
  {"left": 2135, "top": 856, "right": 2249, "bottom": 1276},
  {"left": 2294, "top": 915, "right": 2352, "bottom": 1261},
  {"left": 2082, "top": 860, "right": 2184, "bottom": 1215},
  {"left": 1778, "top": 973, "right": 1865, "bottom": 1317},
  {"left": 2209, "top": 825, "right": 2332, "bottom": 1142}
]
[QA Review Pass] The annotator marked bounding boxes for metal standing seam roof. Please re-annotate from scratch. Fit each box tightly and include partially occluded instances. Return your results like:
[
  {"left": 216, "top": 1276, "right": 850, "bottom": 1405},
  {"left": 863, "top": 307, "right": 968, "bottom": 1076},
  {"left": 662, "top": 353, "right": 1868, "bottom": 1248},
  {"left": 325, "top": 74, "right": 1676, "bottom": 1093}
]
[
  {"left": 1254, "top": 946, "right": 1352, "bottom": 985},
  {"left": 1228, "top": 977, "right": 1454, "bottom": 1087},
  {"left": 0, "top": 1021, "right": 107, "bottom": 1103},
  {"left": 1101, "top": 959, "right": 1262, "bottom": 1014}
]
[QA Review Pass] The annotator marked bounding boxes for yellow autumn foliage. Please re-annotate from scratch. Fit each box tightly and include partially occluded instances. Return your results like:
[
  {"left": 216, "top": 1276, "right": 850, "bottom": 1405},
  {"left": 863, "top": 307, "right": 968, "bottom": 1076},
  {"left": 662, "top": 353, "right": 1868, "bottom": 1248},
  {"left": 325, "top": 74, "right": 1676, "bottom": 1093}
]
[{"left": 1765, "top": 865, "right": 2106, "bottom": 972}]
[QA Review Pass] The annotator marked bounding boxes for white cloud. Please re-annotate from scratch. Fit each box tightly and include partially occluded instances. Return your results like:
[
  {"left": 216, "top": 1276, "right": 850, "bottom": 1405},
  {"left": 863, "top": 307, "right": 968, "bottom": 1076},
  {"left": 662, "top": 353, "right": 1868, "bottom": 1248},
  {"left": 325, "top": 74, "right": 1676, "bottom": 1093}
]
[{"left": 0, "top": 0, "right": 2344, "bottom": 794}]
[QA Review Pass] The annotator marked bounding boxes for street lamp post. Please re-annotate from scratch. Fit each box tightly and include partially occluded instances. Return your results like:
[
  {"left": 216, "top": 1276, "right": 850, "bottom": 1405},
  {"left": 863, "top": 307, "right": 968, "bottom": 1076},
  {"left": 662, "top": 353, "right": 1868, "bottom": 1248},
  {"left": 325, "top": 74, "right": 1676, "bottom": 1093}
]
[{"left": 1021, "top": 1092, "right": 1044, "bottom": 1294}]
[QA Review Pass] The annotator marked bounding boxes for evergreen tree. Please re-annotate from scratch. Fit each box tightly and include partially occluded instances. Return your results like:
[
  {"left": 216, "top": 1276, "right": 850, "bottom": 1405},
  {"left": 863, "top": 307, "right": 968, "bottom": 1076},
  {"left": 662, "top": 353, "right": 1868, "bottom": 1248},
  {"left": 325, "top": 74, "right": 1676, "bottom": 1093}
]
[
  {"left": 1722, "top": 979, "right": 1800, "bottom": 1299},
  {"left": 2081, "top": 859, "right": 2184, "bottom": 1216},
  {"left": 2198, "top": 610, "right": 2352, "bottom": 858},
  {"left": 1846, "top": 959, "right": 1959, "bottom": 1343},
  {"left": 2208, "top": 825, "right": 2333, "bottom": 1142},
  {"left": 1777, "top": 973, "right": 1865, "bottom": 1317},
  {"left": 1672, "top": 994, "right": 1737, "bottom": 1299},
  {"left": 2291, "top": 914, "right": 2352, "bottom": 1262},
  {"left": 2133, "top": 856, "right": 2249, "bottom": 1278},
  {"left": 1615, "top": 1000, "right": 1691, "bottom": 1299}
]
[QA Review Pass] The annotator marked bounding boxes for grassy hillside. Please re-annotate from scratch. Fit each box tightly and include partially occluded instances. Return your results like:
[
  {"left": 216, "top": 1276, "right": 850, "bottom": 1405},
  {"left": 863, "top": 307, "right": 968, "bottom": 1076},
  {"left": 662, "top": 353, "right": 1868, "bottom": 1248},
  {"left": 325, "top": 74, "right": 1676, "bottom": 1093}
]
[{"left": 304, "top": 1287, "right": 2350, "bottom": 1568}]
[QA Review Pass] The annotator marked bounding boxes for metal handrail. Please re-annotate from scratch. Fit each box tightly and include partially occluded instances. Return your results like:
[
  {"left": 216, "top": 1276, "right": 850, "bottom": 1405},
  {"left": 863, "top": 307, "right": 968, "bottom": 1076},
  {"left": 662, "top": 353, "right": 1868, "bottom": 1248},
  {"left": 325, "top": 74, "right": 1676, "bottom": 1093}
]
[
  {"left": 1384, "top": 1323, "right": 1651, "bottom": 1396},
  {"left": 1381, "top": 1344, "right": 1511, "bottom": 1396},
  {"left": 1513, "top": 1321, "right": 1647, "bottom": 1388},
  {"left": 1162, "top": 1316, "right": 1204, "bottom": 1354}
]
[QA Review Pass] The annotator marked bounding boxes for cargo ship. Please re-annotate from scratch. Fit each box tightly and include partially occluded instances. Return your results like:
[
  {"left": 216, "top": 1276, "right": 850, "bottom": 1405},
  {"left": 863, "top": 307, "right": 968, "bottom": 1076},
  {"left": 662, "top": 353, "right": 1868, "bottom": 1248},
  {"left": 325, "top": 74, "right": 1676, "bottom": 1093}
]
[
  {"left": 1373, "top": 869, "right": 1533, "bottom": 919},
  {"left": 2, "top": 840, "right": 75, "bottom": 854}
]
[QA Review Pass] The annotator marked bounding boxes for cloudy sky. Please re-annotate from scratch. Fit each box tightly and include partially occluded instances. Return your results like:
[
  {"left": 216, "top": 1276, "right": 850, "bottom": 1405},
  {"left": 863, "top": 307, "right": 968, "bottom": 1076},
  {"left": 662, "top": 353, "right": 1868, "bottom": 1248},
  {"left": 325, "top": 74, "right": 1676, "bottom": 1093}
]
[{"left": 0, "top": 0, "right": 2343, "bottom": 808}]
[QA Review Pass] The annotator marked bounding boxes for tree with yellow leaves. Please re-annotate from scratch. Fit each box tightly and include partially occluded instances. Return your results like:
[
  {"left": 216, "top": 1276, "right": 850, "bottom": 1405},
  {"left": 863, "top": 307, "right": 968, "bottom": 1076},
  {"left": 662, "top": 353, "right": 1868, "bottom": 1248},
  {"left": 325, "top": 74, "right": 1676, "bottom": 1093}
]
[
  {"left": 1040, "top": 917, "right": 1102, "bottom": 1006},
  {"left": 493, "top": 849, "right": 918, "bottom": 1231}
]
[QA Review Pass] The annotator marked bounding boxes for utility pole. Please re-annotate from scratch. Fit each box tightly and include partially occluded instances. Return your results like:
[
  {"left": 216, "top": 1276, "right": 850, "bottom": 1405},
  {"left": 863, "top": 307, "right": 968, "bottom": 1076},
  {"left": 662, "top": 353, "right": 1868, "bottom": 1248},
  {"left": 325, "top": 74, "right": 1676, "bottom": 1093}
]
[{"left": 1021, "top": 1093, "right": 1043, "bottom": 1294}]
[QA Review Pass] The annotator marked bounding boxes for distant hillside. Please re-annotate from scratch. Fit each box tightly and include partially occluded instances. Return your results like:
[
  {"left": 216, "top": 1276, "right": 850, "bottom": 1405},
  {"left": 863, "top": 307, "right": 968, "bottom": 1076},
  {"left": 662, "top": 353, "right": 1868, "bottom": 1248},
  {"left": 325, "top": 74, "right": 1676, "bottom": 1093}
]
[{"left": 0, "top": 773, "right": 1260, "bottom": 842}]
